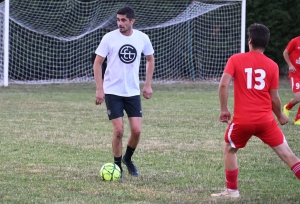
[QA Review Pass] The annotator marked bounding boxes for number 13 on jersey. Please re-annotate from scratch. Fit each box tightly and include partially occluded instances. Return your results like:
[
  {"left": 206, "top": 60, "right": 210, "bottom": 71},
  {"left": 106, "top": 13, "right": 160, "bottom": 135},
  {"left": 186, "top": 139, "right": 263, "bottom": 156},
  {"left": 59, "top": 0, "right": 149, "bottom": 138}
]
[{"left": 245, "top": 68, "right": 266, "bottom": 90}]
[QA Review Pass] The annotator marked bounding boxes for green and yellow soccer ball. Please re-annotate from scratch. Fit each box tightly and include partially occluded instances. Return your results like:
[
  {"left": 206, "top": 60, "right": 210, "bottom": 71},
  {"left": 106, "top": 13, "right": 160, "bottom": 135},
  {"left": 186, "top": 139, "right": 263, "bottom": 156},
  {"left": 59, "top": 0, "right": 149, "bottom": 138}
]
[{"left": 99, "top": 163, "right": 121, "bottom": 181}]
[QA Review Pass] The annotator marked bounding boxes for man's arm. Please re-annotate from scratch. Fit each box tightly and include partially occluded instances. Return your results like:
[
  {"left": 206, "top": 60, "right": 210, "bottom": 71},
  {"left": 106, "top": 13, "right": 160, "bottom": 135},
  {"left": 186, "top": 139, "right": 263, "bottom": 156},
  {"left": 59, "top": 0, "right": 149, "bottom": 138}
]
[
  {"left": 270, "top": 89, "right": 288, "bottom": 125},
  {"left": 94, "top": 55, "right": 106, "bottom": 105},
  {"left": 218, "top": 73, "right": 232, "bottom": 123},
  {"left": 142, "top": 54, "right": 155, "bottom": 99},
  {"left": 283, "top": 49, "right": 296, "bottom": 73}
]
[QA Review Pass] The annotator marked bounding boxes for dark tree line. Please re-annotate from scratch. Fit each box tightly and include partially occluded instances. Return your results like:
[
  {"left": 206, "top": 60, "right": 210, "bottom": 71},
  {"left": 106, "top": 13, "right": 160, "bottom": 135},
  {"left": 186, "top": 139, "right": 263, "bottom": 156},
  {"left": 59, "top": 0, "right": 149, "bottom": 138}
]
[{"left": 246, "top": 0, "right": 300, "bottom": 74}]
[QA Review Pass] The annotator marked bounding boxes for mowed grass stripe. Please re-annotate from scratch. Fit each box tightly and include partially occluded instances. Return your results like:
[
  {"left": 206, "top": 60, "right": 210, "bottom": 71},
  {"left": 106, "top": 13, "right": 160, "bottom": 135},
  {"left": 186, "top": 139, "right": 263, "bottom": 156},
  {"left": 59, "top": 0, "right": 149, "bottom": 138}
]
[{"left": 0, "top": 82, "right": 299, "bottom": 203}]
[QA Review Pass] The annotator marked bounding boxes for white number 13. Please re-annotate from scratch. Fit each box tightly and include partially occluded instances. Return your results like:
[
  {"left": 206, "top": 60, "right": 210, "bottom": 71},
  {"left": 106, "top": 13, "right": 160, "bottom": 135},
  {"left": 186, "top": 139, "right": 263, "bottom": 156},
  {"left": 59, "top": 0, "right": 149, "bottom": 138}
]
[{"left": 245, "top": 68, "right": 266, "bottom": 90}]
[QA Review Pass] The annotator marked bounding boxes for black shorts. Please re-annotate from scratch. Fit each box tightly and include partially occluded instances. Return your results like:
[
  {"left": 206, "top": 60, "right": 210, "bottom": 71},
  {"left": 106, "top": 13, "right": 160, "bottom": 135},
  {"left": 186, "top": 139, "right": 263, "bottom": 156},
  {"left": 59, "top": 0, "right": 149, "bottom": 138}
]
[{"left": 104, "top": 94, "right": 142, "bottom": 120}]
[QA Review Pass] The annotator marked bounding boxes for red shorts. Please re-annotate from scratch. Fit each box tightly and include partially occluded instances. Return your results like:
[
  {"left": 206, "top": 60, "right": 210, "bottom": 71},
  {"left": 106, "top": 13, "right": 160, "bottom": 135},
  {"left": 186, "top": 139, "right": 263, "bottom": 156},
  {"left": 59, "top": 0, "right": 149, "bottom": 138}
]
[
  {"left": 224, "top": 119, "right": 286, "bottom": 148},
  {"left": 290, "top": 76, "right": 300, "bottom": 93}
]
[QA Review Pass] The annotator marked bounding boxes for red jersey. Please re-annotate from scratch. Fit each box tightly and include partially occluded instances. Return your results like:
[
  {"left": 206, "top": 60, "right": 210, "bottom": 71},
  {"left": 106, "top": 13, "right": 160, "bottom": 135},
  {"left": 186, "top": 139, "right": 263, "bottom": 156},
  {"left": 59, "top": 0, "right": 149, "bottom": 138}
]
[
  {"left": 286, "top": 36, "right": 300, "bottom": 78},
  {"left": 224, "top": 51, "right": 279, "bottom": 124}
]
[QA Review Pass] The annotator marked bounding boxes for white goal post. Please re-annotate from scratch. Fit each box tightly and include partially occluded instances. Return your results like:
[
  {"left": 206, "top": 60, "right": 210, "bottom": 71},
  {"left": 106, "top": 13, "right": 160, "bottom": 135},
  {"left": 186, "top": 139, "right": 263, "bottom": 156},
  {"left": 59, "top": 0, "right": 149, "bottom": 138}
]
[{"left": 0, "top": 0, "right": 246, "bottom": 86}]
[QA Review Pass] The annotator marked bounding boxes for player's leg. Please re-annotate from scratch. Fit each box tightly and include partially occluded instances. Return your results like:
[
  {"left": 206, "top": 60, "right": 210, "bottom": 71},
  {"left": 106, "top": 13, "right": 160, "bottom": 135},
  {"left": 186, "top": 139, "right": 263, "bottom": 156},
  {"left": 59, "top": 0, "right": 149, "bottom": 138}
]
[
  {"left": 283, "top": 77, "right": 300, "bottom": 120},
  {"left": 258, "top": 120, "right": 300, "bottom": 179},
  {"left": 292, "top": 91, "right": 300, "bottom": 124},
  {"left": 285, "top": 92, "right": 300, "bottom": 121},
  {"left": 211, "top": 142, "right": 239, "bottom": 198},
  {"left": 104, "top": 94, "right": 125, "bottom": 173},
  {"left": 127, "top": 117, "right": 142, "bottom": 150},
  {"left": 223, "top": 141, "right": 239, "bottom": 190},
  {"left": 295, "top": 105, "right": 300, "bottom": 125},
  {"left": 111, "top": 117, "right": 124, "bottom": 170},
  {"left": 122, "top": 95, "right": 142, "bottom": 176},
  {"left": 272, "top": 142, "right": 300, "bottom": 179},
  {"left": 211, "top": 123, "right": 252, "bottom": 198}
]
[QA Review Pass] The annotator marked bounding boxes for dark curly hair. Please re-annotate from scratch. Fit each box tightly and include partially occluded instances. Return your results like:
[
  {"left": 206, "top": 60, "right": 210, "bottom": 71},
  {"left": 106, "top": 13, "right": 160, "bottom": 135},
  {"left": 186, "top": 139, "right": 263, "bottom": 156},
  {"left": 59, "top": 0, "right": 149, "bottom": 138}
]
[
  {"left": 247, "top": 23, "right": 270, "bottom": 49},
  {"left": 117, "top": 6, "right": 135, "bottom": 20}
]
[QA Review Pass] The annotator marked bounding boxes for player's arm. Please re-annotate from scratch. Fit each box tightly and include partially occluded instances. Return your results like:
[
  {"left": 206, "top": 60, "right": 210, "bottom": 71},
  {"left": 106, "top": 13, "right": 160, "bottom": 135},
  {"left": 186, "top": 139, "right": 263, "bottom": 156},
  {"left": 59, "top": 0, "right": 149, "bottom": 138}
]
[
  {"left": 283, "top": 48, "right": 295, "bottom": 73},
  {"left": 94, "top": 55, "right": 106, "bottom": 105},
  {"left": 218, "top": 73, "right": 232, "bottom": 123},
  {"left": 283, "top": 49, "right": 291, "bottom": 66},
  {"left": 270, "top": 89, "right": 288, "bottom": 125},
  {"left": 142, "top": 54, "right": 154, "bottom": 99}
]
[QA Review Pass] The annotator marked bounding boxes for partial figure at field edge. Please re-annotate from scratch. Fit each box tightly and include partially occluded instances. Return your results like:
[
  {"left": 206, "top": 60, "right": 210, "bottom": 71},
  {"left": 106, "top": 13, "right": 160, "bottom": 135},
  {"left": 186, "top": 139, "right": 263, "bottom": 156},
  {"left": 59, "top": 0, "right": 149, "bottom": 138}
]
[{"left": 211, "top": 23, "right": 300, "bottom": 198}]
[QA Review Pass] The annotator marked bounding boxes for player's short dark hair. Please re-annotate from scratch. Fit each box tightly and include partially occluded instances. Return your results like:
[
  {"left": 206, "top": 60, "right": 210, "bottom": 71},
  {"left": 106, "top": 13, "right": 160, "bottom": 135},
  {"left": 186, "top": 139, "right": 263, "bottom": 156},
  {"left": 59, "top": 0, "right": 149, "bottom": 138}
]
[
  {"left": 247, "top": 23, "right": 270, "bottom": 49},
  {"left": 117, "top": 6, "right": 135, "bottom": 20}
]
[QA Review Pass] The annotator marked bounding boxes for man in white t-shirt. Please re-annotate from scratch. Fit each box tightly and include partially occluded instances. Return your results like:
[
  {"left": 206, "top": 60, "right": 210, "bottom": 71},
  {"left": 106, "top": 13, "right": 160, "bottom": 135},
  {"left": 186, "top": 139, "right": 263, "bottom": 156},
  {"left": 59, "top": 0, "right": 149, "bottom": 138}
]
[{"left": 93, "top": 6, "right": 155, "bottom": 177}]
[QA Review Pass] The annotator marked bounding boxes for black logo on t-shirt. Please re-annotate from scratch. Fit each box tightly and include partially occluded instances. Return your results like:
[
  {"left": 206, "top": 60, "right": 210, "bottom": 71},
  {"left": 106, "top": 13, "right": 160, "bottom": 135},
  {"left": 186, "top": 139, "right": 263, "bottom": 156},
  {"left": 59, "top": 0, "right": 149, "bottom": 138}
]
[{"left": 119, "top": 44, "right": 137, "bottom": 64}]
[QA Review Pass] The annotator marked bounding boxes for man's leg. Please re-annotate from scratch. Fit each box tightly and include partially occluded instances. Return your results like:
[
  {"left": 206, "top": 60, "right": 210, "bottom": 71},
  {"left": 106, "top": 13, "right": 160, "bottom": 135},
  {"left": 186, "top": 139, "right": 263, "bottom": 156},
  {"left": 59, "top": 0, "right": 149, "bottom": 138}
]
[
  {"left": 285, "top": 93, "right": 300, "bottom": 108},
  {"left": 127, "top": 117, "right": 142, "bottom": 150},
  {"left": 211, "top": 142, "right": 240, "bottom": 198},
  {"left": 111, "top": 117, "right": 124, "bottom": 172},
  {"left": 272, "top": 142, "right": 300, "bottom": 179},
  {"left": 104, "top": 94, "right": 125, "bottom": 173},
  {"left": 122, "top": 117, "right": 142, "bottom": 176},
  {"left": 293, "top": 89, "right": 300, "bottom": 123},
  {"left": 223, "top": 142, "right": 239, "bottom": 193},
  {"left": 284, "top": 88, "right": 300, "bottom": 120}
]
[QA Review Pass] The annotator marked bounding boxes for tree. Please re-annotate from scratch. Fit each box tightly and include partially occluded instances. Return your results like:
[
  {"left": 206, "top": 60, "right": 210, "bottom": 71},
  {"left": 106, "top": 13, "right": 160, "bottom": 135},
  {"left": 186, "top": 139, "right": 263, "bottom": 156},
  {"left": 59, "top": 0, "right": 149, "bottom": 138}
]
[{"left": 246, "top": 0, "right": 300, "bottom": 74}]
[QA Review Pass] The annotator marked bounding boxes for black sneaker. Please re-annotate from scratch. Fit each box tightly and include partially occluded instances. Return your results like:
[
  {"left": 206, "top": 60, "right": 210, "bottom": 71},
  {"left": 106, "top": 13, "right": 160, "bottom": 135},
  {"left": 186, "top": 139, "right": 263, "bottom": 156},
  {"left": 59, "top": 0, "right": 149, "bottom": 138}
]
[
  {"left": 122, "top": 158, "right": 139, "bottom": 177},
  {"left": 119, "top": 172, "right": 123, "bottom": 181}
]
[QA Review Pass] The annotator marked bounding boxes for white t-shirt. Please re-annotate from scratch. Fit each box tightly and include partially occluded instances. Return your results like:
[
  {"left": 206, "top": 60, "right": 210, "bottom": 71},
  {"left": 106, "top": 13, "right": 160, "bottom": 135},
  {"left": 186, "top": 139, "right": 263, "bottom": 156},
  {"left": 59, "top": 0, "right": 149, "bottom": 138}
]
[{"left": 95, "top": 29, "right": 154, "bottom": 97}]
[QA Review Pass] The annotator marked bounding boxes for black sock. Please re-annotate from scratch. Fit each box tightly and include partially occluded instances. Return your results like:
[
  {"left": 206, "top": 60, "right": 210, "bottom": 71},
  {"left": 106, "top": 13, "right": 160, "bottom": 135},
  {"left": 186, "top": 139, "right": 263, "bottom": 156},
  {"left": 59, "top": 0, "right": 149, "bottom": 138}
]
[
  {"left": 123, "top": 145, "right": 135, "bottom": 161},
  {"left": 114, "top": 156, "right": 123, "bottom": 172}
]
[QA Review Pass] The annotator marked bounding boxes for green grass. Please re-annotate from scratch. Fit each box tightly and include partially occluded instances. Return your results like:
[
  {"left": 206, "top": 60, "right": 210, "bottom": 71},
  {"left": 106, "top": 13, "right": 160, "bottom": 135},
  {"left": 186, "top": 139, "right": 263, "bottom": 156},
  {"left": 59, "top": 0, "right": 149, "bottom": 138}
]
[{"left": 0, "top": 82, "right": 299, "bottom": 204}]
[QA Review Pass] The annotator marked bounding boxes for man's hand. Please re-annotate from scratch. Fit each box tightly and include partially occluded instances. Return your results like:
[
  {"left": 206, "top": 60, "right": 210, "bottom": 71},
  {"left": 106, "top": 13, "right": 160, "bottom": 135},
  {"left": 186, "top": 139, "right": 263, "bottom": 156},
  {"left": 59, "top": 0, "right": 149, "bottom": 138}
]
[
  {"left": 95, "top": 89, "right": 105, "bottom": 105},
  {"left": 142, "top": 86, "right": 153, "bottom": 99},
  {"left": 219, "top": 110, "right": 231, "bottom": 124},
  {"left": 277, "top": 113, "right": 288, "bottom": 125},
  {"left": 288, "top": 64, "right": 296, "bottom": 73}
]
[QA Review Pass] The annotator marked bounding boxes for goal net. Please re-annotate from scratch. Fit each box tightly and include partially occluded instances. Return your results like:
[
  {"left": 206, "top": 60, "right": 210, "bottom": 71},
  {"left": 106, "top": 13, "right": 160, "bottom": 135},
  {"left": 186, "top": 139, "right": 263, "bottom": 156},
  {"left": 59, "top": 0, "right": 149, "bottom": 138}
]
[{"left": 0, "top": 0, "right": 243, "bottom": 85}]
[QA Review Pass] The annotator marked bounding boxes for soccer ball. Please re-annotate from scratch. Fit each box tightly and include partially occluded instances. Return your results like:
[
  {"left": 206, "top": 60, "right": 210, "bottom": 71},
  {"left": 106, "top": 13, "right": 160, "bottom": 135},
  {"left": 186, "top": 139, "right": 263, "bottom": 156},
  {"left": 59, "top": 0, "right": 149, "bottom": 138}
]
[{"left": 99, "top": 163, "right": 121, "bottom": 181}]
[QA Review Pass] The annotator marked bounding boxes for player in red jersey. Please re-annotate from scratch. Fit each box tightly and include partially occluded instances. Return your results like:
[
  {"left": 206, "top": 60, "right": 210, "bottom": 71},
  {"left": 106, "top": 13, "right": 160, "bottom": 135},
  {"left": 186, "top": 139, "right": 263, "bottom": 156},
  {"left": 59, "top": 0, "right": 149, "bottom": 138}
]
[
  {"left": 211, "top": 23, "right": 300, "bottom": 198},
  {"left": 282, "top": 36, "right": 300, "bottom": 125}
]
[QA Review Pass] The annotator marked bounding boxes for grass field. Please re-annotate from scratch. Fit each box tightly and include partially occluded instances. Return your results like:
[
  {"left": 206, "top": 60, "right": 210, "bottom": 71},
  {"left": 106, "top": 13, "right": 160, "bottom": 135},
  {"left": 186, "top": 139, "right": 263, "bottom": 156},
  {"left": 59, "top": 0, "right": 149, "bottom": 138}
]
[{"left": 0, "top": 82, "right": 299, "bottom": 204}]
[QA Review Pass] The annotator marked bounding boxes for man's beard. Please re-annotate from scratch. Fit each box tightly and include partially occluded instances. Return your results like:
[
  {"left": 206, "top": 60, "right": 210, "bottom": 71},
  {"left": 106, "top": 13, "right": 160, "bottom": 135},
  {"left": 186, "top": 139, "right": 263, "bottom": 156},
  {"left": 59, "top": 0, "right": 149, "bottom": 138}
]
[{"left": 119, "top": 27, "right": 126, "bottom": 33}]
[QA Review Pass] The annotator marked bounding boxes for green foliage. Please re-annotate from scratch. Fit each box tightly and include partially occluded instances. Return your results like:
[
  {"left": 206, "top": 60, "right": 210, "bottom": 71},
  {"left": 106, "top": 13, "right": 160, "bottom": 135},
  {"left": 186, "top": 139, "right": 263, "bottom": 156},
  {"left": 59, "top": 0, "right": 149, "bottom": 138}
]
[{"left": 246, "top": 0, "right": 300, "bottom": 73}]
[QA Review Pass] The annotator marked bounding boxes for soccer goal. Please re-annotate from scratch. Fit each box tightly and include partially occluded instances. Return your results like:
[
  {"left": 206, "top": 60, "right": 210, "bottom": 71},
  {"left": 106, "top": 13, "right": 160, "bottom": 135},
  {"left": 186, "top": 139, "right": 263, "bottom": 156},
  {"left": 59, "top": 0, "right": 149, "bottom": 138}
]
[{"left": 0, "top": 0, "right": 245, "bottom": 86}]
